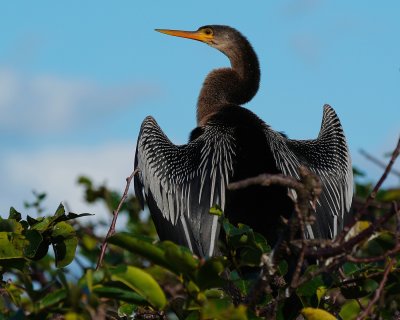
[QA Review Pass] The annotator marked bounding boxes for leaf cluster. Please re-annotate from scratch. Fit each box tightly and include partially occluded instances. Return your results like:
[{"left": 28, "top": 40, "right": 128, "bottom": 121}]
[{"left": 0, "top": 164, "right": 399, "bottom": 319}]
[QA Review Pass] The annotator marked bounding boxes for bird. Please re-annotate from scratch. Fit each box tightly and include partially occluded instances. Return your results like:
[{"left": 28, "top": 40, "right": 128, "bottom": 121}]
[{"left": 134, "top": 25, "right": 353, "bottom": 258}]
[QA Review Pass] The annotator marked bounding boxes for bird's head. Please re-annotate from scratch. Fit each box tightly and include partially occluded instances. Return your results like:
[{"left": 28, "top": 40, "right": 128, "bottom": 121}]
[{"left": 155, "top": 25, "right": 243, "bottom": 56}]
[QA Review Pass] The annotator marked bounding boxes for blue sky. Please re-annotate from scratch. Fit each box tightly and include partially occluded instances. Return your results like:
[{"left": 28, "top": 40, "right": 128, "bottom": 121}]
[{"left": 0, "top": 1, "right": 399, "bottom": 222}]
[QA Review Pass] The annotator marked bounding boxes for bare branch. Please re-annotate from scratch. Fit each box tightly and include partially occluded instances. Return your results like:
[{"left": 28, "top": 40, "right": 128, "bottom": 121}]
[
  {"left": 362, "top": 136, "right": 400, "bottom": 211},
  {"left": 346, "top": 245, "right": 400, "bottom": 263},
  {"left": 305, "top": 202, "right": 398, "bottom": 259},
  {"left": 359, "top": 148, "right": 400, "bottom": 178},
  {"left": 356, "top": 258, "right": 396, "bottom": 320},
  {"left": 229, "top": 173, "right": 304, "bottom": 191},
  {"left": 96, "top": 168, "right": 139, "bottom": 270}
]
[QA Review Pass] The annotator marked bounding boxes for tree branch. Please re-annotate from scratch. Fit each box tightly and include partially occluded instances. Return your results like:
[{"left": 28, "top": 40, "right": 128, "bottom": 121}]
[
  {"left": 96, "top": 168, "right": 139, "bottom": 270},
  {"left": 355, "top": 258, "right": 396, "bottom": 320},
  {"left": 362, "top": 136, "right": 400, "bottom": 211},
  {"left": 359, "top": 148, "right": 400, "bottom": 178},
  {"left": 305, "top": 202, "right": 398, "bottom": 259}
]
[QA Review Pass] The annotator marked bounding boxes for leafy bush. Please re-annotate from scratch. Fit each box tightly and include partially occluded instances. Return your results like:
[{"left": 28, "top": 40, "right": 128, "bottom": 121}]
[{"left": 0, "top": 143, "right": 399, "bottom": 320}]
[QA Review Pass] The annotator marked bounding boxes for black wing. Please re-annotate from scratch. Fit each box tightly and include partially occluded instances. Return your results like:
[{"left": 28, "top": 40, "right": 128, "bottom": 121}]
[
  {"left": 134, "top": 116, "right": 236, "bottom": 257},
  {"left": 267, "top": 105, "right": 353, "bottom": 239}
]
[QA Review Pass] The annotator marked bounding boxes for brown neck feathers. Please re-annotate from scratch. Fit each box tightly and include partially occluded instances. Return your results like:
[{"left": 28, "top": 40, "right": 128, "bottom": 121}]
[{"left": 197, "top": 34, "right": 260, "bottom": 126}]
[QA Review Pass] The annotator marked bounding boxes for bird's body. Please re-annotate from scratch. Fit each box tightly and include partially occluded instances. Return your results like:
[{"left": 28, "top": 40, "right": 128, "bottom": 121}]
[{"left": 134, "top": 25, "right": 353, "bottom": 257}]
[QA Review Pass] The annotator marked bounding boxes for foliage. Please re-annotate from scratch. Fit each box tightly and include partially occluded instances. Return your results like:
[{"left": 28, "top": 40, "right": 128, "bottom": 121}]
[{"left": 0, "top": 160, "right": 400, "bottom": 319}]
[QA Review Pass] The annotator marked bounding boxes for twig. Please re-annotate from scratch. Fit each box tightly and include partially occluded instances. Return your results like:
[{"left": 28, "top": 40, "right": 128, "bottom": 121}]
[
  {"left": 356, "top": 258, "right": 396, "bottom": 320},
  {"left": 305, "top": 203, "right": 398, "bottom": 258},
  {"left": 301, "top": 256, "right": 348, "bottom": 287},
  {"left": 362, "top": 137, "right": 400, "bottom": 211},
  {"left": 96, "top": 168, "right": 139, "bottom": 270},
  {"left": 340, "top": 268, "right": 400, "bottom": 286},
  {"left": 359, "top": 148, "right": 400, "bottom": 178},
  {"left": 229, "top": 173, "right": 304, "bottom": 191},
  {"left": 395, "top": 202, "right": 400, "bottom": 235},
  {"left": 290, "top": 245, "right": 306, "bottom": 288},
  {"left": 346, "top": 245, "right": 400, "bottom": 264}
]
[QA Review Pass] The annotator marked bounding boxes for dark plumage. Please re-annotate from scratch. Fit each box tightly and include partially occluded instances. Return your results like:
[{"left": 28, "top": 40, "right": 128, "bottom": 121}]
[{"left": 134, "top": 25, "right": 353, "bottom": 257}]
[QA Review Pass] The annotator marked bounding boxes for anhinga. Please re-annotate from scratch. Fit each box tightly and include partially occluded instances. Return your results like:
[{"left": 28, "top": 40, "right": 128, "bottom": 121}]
[{"left": 134, "top": 25, "right": 353, "bottom": 257}]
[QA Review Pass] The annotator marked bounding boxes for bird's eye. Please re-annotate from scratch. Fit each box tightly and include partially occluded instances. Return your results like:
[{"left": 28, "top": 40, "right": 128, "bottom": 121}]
[{"left": 203, "top": 28, "right": 213, "bottom": 36}]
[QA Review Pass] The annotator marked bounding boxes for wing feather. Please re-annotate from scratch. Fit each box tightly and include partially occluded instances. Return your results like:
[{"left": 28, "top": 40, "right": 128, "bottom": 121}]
[
  {"left": 267, "top": 105, "right": 353, "bottom": 239},
  {"left": 134, "top": 116, "right": 236, "bottom": 257}
]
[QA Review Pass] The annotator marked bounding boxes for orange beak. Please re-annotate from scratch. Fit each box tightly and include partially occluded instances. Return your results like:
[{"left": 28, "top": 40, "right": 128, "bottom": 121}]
[{"left": 155, "top": 29, "right": 212, "bottom": 43}]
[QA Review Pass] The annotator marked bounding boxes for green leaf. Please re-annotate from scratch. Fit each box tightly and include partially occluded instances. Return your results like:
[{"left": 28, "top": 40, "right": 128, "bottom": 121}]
[
  {"left": 24, "top": 229, "right": 48, "bottom": 260},
  {"left": 278, "top": 260, "right": 288, "bottom": 276},
  {"left": 64, "top": 313, "right": 86, "bottom": 320},
  {"left": 85, "top": 269, "right": 93, "bottom": 293},
  {"left": 339, "top": 299, "right": 360, "bottom": 320},
  {"left": 196, "top": 257, "right": 226, "bottom": 290},
  {"left": 223, "top": 219, "right": 252, "bottom": 238},
  {"left": 63, "top": 212, "right": 93, "bottom": 221},
  {"left": 118, "top": 304, "right": 138, "bottom": 317},
  {"left": 362, "top": 279, "right": 379, "bottom": 293},
  {"left": 201, "top": 299, "right": 247, "bottom": 320},
  {"left": 8, "top": 207, "right": 22, "bottom": 221},
  {"left": 185, "top": 312, "right": 200, "bottom": 320},
  {"left": 39, "top": 203, "right": 65, "bottom": 228},
  {"left": 26, "top": 215, "right": 39, "bottom": 227},
  {"left": 209, "top": 205, "right": 223, "bottom": 216},
  {"left": 52, "top": 221, "right": 78, "bottom": 268},
  {"left": 204, "top": 289, "right": 225, "bottom": 299},
  {"left": 301, "top": 308, "right": 336, "bottom": 320},
  {"left": 316, "top": 286, "right": 327, "bottom": 305},
  {"left": 0, "top": 219, "right": 23, "bottom": 233},
  {"left": 223, "top": 220, "right": 266, "bottom": 255},
  {"left": 0, "top": 232, "right": 27, "bottom": 260},
  {"left": 111, "top": 265, "right": 167, "bottom": 309},
  {"left": 81, "top": 234, "right": 98, "bottom": 250},
  {"left": 163, "top": 241, "right": 198, "bottom": 277},
  {"left": 31, "top": 217, "right": 52, "bottom": 232},
  {"left": 296, "top": 268, "right": 324, "bottom": 297},
  {"left": 186, "top": 280, "right": 200, "bottom": 295},
  {"left": 379, "top": 188, "right": 400, "bottom": 202},
  {"left": 341, "top": 278, "right": 380, "bottom": 299},
  {"left": 239, "top": 247, "right": 262, "bottom": 267},
  {"left": 53, "top": 202, "right": 66, "bottom": 220},
  {"left": 253, "top": 232, "right": 271, "bottom": 253},
  {"left": 5, "top": 282, "right": 24, "bottom": 306},
  {"left": 31, "top": 203, "right": 84, "bottom": 233},
  {"left": 94, "top": 285, "right": 147, "bottom": 304},
  {"left": 38, "top": 288, "right": 67, "bottom": 311},
  {"left": 0, "top": 258, "right": 26, "bottom": 270},
  {"left": 342, "top": 262, "right": 360, "bottom": 276},
  {"left": 108, "top": 233, "right": 173, "bottom": 271},
  {"left": 357, "top": 231, "right": 396, "bottom": 258}
]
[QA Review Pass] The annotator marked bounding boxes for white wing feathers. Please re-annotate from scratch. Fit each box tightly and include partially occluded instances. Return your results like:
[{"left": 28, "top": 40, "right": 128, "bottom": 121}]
[
  {"left": 134, "top": 116, "right": 236, "bottom": 257},
  {"left": 267, "top": 105, "right": 353, "bottom": 239}
]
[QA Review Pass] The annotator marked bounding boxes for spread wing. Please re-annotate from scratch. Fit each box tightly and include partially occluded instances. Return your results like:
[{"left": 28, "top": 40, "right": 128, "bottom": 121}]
[
  {"left": 267, "top": 105, "right": 353, "bottom": 239},
  {"left": 134, "top": 116, "right": 236, "bottom": 257}
]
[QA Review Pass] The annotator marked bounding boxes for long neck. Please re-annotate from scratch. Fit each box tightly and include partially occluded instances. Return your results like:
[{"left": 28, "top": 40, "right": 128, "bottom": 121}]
[{"left": 197, "top": 37, "right": 260, "bottom": 126}]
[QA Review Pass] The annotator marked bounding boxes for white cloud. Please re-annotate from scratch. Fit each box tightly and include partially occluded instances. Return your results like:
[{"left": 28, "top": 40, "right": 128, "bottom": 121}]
[
  {"left": 0, "top": 67, "right": 157, "bottom": 133},
  {"left": 281, "top": 0, "right": 323, "bottom": 17},
  {"left": 289, "top": 34, "right": 322, "bottom": 66},
  {"left": 0, "top": 142, "right": 137, "bottom": 233}
]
